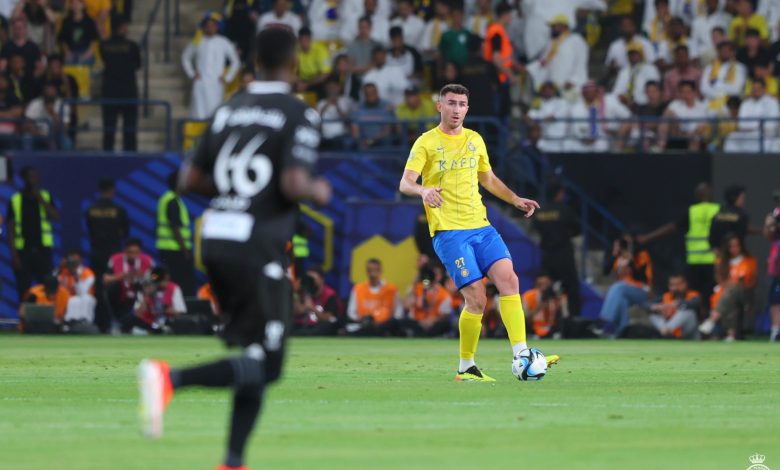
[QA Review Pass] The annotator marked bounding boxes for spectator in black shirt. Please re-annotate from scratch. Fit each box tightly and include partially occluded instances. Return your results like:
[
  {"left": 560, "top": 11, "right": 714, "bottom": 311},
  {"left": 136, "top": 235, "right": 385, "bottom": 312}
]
[
  {"left": 6, "top": 53, "right": 40, "bottom": 104},
  {"left": 709, "top": 184, "right": 750, "bottom": 247},
  {"left": 58, "top": 0, "right": 100, "bottom": 65},
  {"left": 86, "top": 177, "right": 129, "bottom": 331},
  {"left": 45, "top": 54, "right": 79, "bottom": 143},
  {"left": 0, "top": 74, "right": 24, "bottom": 140},
  {"left": 12, "top": 0, "right": 57, "bottom": 49},
  {"left": 0, "top": 17, "right": 43, "bottom": 78},
  {"left": 533, "top": 182, "right": 581, "bottom": 316},
  {"left": 458, "top": 34, "right": 498, "bottom": 118},
  {"left": 736, "top": 28, "right": 770, "bottom": 79},
  {"left": 99, "top": 17, "right": 140, "bottom": 151},
  {"left": 634, "top": 80, "right": 666, "bottom": 150},
  {"left": 224, "top": 0, "right": 260, "bottom": 63}
]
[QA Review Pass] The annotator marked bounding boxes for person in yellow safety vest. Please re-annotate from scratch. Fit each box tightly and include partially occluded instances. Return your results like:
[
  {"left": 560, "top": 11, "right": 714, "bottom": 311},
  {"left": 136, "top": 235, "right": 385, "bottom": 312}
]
[
  {"left": 155, "top": 171, "right": 195, "bottom": 296},
  {"left": 638, "top": 182, "right": 719, "bottom": 299},
  {"left": 6, "top": 166, "right": 60, "bottom": 302},
  {"left": 291, "top": 216, "right": 310, "bottom": 276}
]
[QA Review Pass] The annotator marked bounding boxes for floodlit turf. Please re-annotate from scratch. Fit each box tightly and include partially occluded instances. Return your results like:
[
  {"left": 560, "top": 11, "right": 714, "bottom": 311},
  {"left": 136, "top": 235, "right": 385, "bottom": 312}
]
[{"left": 2, "top": 336, "right": 779, "bottom": 470}]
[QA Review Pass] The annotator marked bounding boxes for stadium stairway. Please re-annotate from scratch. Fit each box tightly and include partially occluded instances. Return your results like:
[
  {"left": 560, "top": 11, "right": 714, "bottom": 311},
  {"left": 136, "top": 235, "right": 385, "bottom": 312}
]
[{"left": 74, "top": 0, "right": 208, "bottom": 152}]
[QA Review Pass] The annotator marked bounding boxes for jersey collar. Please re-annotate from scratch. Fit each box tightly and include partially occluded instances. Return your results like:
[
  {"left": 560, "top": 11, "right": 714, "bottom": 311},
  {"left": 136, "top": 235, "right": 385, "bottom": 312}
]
[{"left": 247, "top": 81, "right": 291, "bottom": 95}]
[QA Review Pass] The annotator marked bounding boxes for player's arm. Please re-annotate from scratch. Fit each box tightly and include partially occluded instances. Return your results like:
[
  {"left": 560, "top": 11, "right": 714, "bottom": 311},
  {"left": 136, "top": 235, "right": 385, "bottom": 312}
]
[
  {"left": 477, "top": 170, "right": 539, "bottom": 217},
  {"left": 399, "top": 169, "right": 443, "bottom": 208}
]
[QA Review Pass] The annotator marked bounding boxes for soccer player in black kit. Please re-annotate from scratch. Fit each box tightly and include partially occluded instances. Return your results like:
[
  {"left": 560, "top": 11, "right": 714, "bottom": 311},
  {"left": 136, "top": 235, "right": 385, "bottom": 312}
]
[{"left": 137, "top": 28, "right": 331, "bottom": 470}]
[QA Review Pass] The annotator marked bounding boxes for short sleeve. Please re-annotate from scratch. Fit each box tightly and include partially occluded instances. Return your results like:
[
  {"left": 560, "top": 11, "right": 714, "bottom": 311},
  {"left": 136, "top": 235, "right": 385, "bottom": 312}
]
[
  {"left": 405, "top": 136, "right": 428, "bottom": 173},
  {"left": 475, "top": 134, "right": 491, "bottom": 172},
  {"left": 282, "top": 106, "right": 321, "bottom": 171}
]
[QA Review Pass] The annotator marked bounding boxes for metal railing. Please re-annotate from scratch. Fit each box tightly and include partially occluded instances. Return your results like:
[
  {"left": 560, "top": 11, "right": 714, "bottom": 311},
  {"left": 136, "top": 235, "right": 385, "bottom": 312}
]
[
  {"left": 59, "top": 98, "right": 173, "bottom": 151},
  {"left": 528, "top": 116, "right": 780, "bottom": 154},
  {"left": 140, "top": 0, "right": 172, "bottom": 117}
]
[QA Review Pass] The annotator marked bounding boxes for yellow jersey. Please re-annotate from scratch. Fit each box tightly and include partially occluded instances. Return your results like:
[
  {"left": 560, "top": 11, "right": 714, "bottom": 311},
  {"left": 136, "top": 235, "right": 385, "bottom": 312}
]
[{"left": 405, "top": 126, "right": 492, "bottom": 236}]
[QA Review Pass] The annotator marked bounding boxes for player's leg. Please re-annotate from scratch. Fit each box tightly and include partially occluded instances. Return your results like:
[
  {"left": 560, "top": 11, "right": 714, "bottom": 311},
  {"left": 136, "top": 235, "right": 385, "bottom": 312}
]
[
  {"left": 479, "top": 227, "right": 560, "bottom": 366},
  {"left": 486, "top": 258, "right": 527, "bottom": 356},
  {"left": 432, "top": 230, "right": 492, "bottom": 381}
]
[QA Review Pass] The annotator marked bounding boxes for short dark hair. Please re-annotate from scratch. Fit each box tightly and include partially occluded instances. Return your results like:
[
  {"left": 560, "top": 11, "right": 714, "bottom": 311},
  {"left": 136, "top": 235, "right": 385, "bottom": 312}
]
[
  {"left": 655, "top": 0, "right": 668, "bottom": 4},
  {"left": 359, "top": 15, "right": 372, "bottom": 26},
  {"left": 167, "top": 171, "right": 179, "bottom": 190},
  {"left": 366, "top": 258, "right": 382, "bottom": 266},
  {"left": 19, "top": 166, "right": 36, "bottom": 179},
  {"left": 546, "top": 181, "right": 565, "bottom": 200},
  {"left": 753, "top": 77, "right": 767, "bottom": 88},
  {"left": 371, "top": 45, "right": 386, "bottom": 56},
  {"left": 644, "top": 80, "right": 660, "bottom": 90},
  {"left": 678, "top": 80, "right": 696, "bottom": 90},
  {"left": 98, "top": 177, "right": 115, "bottom": 192},
  {"left": 255, "top": 27, "right": 298, "bottom": 71},
  {"left": 389, "top": 25, "right": 403, "bottom": 38},
  {"left": 726, "top": 95, "right": 742, "bottom": 109},
  {"left": 298, "top": 26, "right": 312, "bottom": 37},
  {"left": 439, "top": 83, "right": 469, "bottom": 99},
  {"left": 668, "top": 272, "right": 687, "bottom": 281},
  {"left": 745, "top": 27, "right": 761, "bottom": 37},
  {"left": 674, "top": 44, "right": 689, "bottom": 54},
  {"left": 724, "top": 184, "right": 746, "bottom": 205},
  {"left": 712, "top": 26, "right": 726, "bottom": 35},
  {"left": 495, "top": 1, "right": 511, "bottom": 17},
  {"left": 125, "top": 237, "right": 142, "bottom": 249},
  {"left": 66, "top": 248, "right": 82, "bottom": 257},
  {"left": 48, "top": 53, "right": 63, "bottom": 64}
]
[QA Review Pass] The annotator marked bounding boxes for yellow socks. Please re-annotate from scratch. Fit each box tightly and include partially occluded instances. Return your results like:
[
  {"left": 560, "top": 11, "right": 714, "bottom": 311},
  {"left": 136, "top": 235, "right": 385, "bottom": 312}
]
[
  {"left": 499, "top": 294, "right": 528, "bottom": 355},
  {"left": 458, "top": 310, "right": 483, "bottom": 371}
]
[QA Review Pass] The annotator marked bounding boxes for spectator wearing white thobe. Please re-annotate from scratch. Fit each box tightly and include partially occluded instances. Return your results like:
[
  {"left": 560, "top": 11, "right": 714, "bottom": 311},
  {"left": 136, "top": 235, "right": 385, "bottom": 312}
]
[
  {"left": 606, "top": 17, "right": 658, "bottom": 70},
  {"left": 181, "top": 15, "right": 241, "bottom": 119},
  {"left": 565, "top": 81, "right": 632, "bottom": 152},
  {"left": 362, "top": 47, "right": 409, "bottom": 106},
  {"left": 340, "top": 0, "right": 390, "bottom": 44},
  {"left": 691, "top": 0, "right": 732, "bottom": 59},
  {"left": 308, "top": 0, "right": 342, "bottom": 41},
  {"left": 724, "top": 79, "right": 780, "bottom": 152},
  {"left": 527, "top": 81, "right": 570, "bottom": 152},
  {"left": 420, "top": 1, "right": 450, "bottom": 56},
  {"left": 466, "top": 0, "right": 494, "bottom": 38},
  {"left": 611, "top": 44, "right": 661, "bottom": 106},
  {"left": 257, "top": 0, "right": 303, "bottom": 35},
  {"left": 390, "top": 0, "right": 425, "bottom": 46},
  {"left": 526, "top": 15, "right": 589, "bottom": 92},
  {"left": 700, "top": 40, "right": 746, "bottom": 102},
  {"left": 522, "top": 0, "right": 605, "bottom": 61}
]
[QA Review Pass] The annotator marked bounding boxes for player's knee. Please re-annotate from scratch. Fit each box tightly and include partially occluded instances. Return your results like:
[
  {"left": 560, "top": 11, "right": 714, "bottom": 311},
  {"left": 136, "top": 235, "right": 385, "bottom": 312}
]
[
  {"left": 495, "top": 271, "right": 519, "bottom": 295},
  {"left": 231, "top": 346, "right": 266, "bottom": 397},
  {"left": 463, "top": 290, "right": 487, "bottom": 313}
]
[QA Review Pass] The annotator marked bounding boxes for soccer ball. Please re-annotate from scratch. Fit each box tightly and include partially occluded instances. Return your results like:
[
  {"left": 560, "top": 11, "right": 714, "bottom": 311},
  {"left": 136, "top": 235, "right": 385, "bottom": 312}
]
[{"left": 512, "top": 348, "right": 547, "bottom": 381}]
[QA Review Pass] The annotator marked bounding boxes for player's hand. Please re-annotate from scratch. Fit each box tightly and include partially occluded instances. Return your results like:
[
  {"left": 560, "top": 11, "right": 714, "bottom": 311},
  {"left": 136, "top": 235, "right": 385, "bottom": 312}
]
[
  {"left": 311, "top": 178, "right": 332, "bottom": 207},
  {"left": 513, "top": 197, "right": 539, "bottom": 217},
  {"left": 421, "top": 187, "right": 443, "bottom": 208}
]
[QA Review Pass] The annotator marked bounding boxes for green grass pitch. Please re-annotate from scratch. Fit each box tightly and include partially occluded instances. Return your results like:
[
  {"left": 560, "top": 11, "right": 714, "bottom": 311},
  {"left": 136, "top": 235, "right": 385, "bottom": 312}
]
[{"left": 2, "top": 336, "right": 779, "bottom": 469}]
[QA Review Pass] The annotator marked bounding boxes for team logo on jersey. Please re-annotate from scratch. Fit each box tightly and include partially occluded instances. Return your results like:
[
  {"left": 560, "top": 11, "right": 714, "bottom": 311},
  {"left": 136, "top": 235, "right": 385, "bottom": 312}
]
[
  {"left": 460, "top": 268, "right": 469, "bottom": 278},
  {"left": 468, "top": 141, "right": 476, "bottom": 152}
]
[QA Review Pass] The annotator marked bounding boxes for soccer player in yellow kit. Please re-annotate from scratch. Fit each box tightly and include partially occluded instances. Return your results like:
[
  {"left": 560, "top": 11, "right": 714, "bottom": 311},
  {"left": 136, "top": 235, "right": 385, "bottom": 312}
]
[{"left": 399, "top": 84, "right": 560, "bottom": 381}]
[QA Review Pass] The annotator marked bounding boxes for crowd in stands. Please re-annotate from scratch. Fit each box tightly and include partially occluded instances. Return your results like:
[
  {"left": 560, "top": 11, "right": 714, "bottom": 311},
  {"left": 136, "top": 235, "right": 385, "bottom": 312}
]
[
  {"left": 0, "top": 0, "right": 140, "bottom": 151},
  {"left": 167, "top": 0, "right": 780, "bottom": 152}
]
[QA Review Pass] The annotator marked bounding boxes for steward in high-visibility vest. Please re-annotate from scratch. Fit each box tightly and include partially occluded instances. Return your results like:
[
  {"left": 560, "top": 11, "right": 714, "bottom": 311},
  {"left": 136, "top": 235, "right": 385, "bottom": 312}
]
[
  {"left": 638, "top": 183, "right": 718, "bottom": 298},
  {"left": 155, "top": 172, "right": 195, "bottom": 296},
  {"left": 482, "top": 2, "right": 516, "bottom": 117},
  {"left": 7, "top": 166, "right": 60, "bottom": 301}
]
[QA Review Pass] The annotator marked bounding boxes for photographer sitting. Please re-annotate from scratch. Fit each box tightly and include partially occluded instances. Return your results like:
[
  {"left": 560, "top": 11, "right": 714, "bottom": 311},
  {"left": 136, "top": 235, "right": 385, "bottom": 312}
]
[
  {"left": 599, "top": 232, "right": 654, "bottom": 337},
  {"left": 346, "top": 259, "right": 403, "bottom": 336},
  {"left": 522, "top": 271, "right": 568, "bottom": 339},
  {"left": 403, "top": 263, "right": 453, "bottom": 337},
  {"left": 19, "top": 275, "right": 70, "bottom": 331},
  {"left": 123, "top": 266, "right": 186, "bottom": 334},
  {"left": 103, "top": 238, "right": 154, "bottom": 333},
  {"left": 56, "top": 249, "right": 96, "bottom": 326},
  {"left": 294, "top": 267, "right": 343, "bottom": 336},
  {"left": 648, "top": 273, "right": 701, "bottom": 339}
]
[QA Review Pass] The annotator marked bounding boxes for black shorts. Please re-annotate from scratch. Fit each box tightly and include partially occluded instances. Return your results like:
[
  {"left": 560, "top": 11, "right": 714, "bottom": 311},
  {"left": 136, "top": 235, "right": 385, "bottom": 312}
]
[{"left": 204, "top": 257, "right": 292, "bottom": 383}]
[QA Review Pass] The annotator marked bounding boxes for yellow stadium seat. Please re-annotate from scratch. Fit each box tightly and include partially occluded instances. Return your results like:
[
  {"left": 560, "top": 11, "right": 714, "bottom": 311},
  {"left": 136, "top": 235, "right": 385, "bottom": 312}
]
[
  {"left": 302, "top": 91, "right": 318, "bottom": 107},
  {"left": 63, "top": 65, "right": 91, "bottom": 99},
  {"left": 182, "top": 121, "right": 209, "bottom": 151}
]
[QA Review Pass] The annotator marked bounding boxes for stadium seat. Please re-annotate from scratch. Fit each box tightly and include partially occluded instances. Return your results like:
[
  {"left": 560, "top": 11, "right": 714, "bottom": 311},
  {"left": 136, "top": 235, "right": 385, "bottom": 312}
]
[
  {"left": 63, "top": 65, "right": 91, "bottom": 99},
  {"left": 182, "top": 121, "right": 209, "bottom": 151}
]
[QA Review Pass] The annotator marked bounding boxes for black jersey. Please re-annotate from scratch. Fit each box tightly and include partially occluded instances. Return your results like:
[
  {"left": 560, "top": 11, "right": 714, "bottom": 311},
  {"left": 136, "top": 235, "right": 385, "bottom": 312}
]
[{"left": 192, "top": 81, "right": 321, "bottom": 265}]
